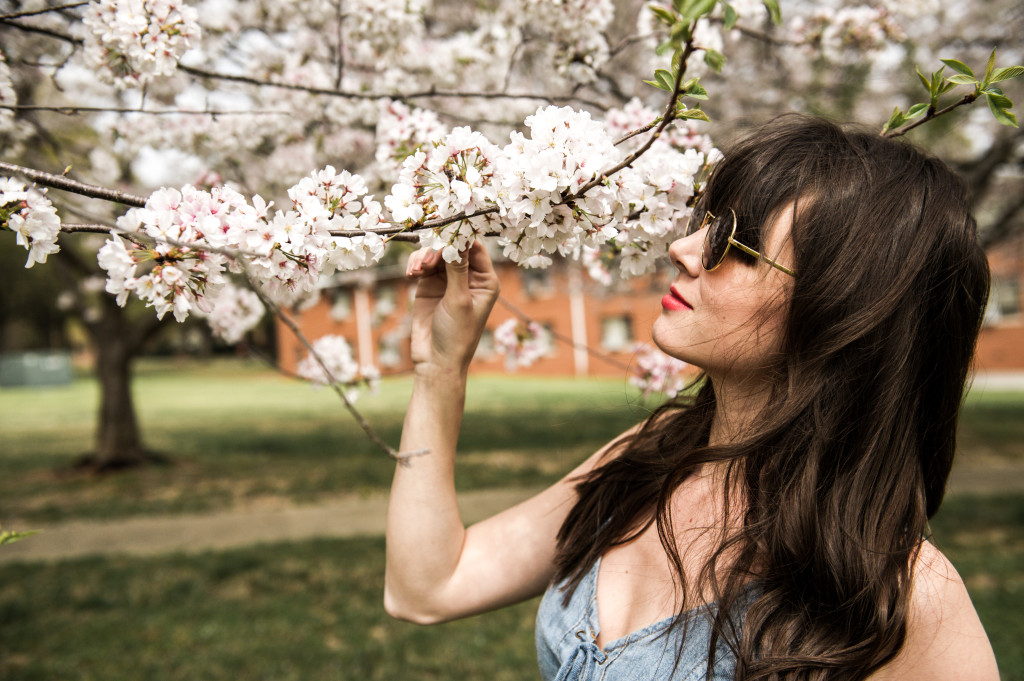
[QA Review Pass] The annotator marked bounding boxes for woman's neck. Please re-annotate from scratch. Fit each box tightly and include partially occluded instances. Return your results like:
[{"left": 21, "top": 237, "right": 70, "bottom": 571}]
[{"left": 707, "top": 375, "right": 775, "bottom": 447}]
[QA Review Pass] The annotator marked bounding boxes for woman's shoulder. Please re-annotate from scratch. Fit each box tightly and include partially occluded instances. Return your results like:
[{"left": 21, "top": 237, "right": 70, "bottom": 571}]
[{"left": 866, "top": 541, "right": 999, "bottom": 681}]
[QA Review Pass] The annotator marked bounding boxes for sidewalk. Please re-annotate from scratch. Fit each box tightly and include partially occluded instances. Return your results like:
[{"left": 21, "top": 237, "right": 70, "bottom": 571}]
[
  {"left": 4, "top": 455, "right": 1024, "bottom": 565},
  {"left": 969, "top": 371, "right": 1024, "bottom": 393},
  {"left": 0, "top": 486, "right": 542, "bottom": 564}
]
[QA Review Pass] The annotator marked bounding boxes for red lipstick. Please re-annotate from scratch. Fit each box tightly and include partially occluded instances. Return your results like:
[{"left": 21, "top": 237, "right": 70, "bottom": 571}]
[{"left": 661, "top": 287, "right": 691, "bottom": 311}]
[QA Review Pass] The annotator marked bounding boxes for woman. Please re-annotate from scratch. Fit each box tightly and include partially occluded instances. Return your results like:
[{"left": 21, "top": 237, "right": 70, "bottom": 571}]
[{"left": 384, "top": 115, "right": 1000, "bottom": 680}]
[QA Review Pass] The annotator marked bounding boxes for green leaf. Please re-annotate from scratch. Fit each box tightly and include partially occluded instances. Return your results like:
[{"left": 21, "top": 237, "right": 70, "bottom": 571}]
[
  {"left": 671, "top": 48, "right": 684, "bottom": 74},
  {"left": 682, "top": 0, "right": 717, "bottom": 21},
  {"left": 987, "top": 95, "right": 1018, "bottom": 127},
  {"left": 703, "top": 49, "right": 726, "bottom": 72},
  {"left": 762, "top": 0, "right": 782, "bottom": 25},
  {"left": 655, "top": 39, "right": 675, "bottom": 57},
  {"left": 655, "top": 69, "right": 675, "bottom": 91},
  {"left": 939, "top": 80, "right": 957, "bottom": 94},
  {"left": 673, "top": 0, "right": 687, "bottom": 13},
  {"left": 940, "top": 58, "right": 974, "bottom": 77},
  {"left": 990, "top": 65, "right": 1024, "bottom": 83},
  {"left": 915, "top": 65, "right": 931, "bottom": 92},
  {"left": 644, "top": 79, "right": 671, "bottom": 92},
  {"left": 883, "top": 106, "right": 906, "bottom": 133},
  {"left": 930, "top": 66, "right": 945, "bottom": 97},
  {"left": 983, "top": 47, "right": 997, "bottom": 85},
  {"left": 686, "top": 81, "right": 709, "bottom": 100},
  {"left": 946, "top": 74, "right": 976, "bottom": 85},
  {"left": 723, "top": 2, "right": 738, "bottom": 30},
  {"left": 0, "top": 527, "right": 38, "bottom": 547},
  {"left": 670, "top": 20, "right": 691, "bottom": 44},
  {"left": 680, "top": 108, "right": 711, "bottom": 122},
  {"left": 649, "top": 5, "right": 677, "bottom": 26},
  {"left": 986, "top": 92, "right": 1013, "bottom": 109},
  {"left": 906, "top": 102, "right": 928, "bottom": 119}
]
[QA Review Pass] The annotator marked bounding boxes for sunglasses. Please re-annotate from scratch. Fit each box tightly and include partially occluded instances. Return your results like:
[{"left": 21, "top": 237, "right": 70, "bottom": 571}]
[{"left": 685, "top": 206, "right": 795, "bottom": 277}]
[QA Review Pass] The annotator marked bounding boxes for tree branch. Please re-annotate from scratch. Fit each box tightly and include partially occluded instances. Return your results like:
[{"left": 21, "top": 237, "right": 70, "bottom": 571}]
[
  {"left": 956, "top": 127, "right": 1024, "bottom": 198},
  {"left": 245, "top": 270, "right": 423, "bottom": 464},
  {"left": 1, "top": 104, "right": 290, "bottom": 117},
  {"left": 980, "top": 189, "right": 1024, "bottom": 250},
  {"left": 178, "top": 64, "right": 609, "bottom": 110},
  {"left": 883, "top": 93, "right": 979, "bottom": 138},
  {"left": 0, "top": 18, "right": 82, "bottom": 43},
  {"left": 568, "top": 37, "right": 695, "bottom": 200},
  {"left": 0, "top": 161, "right": 148, "bottom": 207},
  {"left": 0, "top": 2, "right": 88, "bottom": 21}
]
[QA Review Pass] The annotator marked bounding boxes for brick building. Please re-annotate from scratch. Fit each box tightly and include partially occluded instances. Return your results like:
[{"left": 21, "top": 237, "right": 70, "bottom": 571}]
[
  {"left": 276, "top": 258, "right": 676, "bottom": 378},
  {"left": 977, "top": 234, "right": 1024, "bottom": 372},
  {"left": 278, "top": 244, "right": 1024, "bottom": 377}
]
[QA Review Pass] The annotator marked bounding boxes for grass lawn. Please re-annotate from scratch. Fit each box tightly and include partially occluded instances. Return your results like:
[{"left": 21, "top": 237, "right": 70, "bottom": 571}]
[
  {"left": 0, "top": 358, "right": 654, "bottom": 522},
  {"left": 0, "top": 492, "right": 1020, "bottom": 681},
  {"left": 2, "top": 359, "right": 1021, "bottom": 525}
]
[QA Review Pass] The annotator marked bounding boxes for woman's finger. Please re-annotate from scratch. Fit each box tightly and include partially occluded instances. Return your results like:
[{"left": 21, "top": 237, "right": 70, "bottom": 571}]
[{"left": 406, "top": 248, "right": 443, "bottom": 278}]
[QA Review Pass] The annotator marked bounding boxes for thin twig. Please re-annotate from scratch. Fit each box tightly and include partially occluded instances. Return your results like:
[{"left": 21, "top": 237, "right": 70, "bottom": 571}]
[
  {"left": 178, "top": 64, "right": 609, "bottom": 110},
  {"left": 0, "top": 2, "right": 88, "bottom": 20},
  {"left": 333, "top": 0, "right": 345, "bottom": 90},
  {"left": 883, "top": 93, "right": 979, "bottom": 138},
  {"left": 614, "top": 119, "right": 660, "bottom": 146},
  {"left": 568, "top": 37, "right": 695, "bottom": 200},
  {"left": 247, "top": 271, "right": 424, "bottom": 464},
  {"left": 0, "top": 161, "right": 148, "bottom": 207},
  {"left": 1, "top": 104, "right": 290, "bottom": 116},
  {"left": 0, "top": 18, "right": 81, "bottom": 42}
]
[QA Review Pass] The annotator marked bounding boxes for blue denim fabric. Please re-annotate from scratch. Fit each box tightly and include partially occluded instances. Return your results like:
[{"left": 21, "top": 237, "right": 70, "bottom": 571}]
[{"left": 536, "top": 558, "right": 754, "bottom": 681}]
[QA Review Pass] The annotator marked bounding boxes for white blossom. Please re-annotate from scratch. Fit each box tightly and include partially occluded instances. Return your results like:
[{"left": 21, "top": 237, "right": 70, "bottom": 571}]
[
  {"left": 196, "top": 281, "right": 265, "bottom": 344},
  {"left": 81, "top": 0, "right": 202, "bottom": 89},
  {"left": 629, "top": 343, "right": 690, "bottom": 398},
  {"left": 493, "top": 318, "right": 549, "bottom": 370},
  {"left": 296, "top": 334, "right": 379, "bottom": 401},
  {"left": 1, "top": 179, "right": 61, "bottom": 268}
]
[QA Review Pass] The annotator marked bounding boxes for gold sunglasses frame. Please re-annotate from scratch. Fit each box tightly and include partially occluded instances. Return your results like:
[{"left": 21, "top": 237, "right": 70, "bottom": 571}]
[{"left": 694, "top": 207, "right": 795, "bottom": 277}]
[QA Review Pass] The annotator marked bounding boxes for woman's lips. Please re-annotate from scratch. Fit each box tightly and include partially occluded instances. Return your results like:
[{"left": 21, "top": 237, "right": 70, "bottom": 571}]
[{"left": 661, "top": 288, "right": 692, "bottom": 311}]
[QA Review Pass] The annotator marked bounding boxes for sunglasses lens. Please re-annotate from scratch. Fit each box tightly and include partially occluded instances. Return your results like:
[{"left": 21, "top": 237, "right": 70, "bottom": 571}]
[
  {"left": 685, "top": 205, "right": 707, "bottom": 237},
  {"left": 702, "top": 213, "right": 732, "bottom": 270}
]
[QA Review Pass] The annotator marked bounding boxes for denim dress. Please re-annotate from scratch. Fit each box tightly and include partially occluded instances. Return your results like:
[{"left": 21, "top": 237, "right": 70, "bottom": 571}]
[{"left": 536, "top": 557, "right": 756, "bottom": 681}]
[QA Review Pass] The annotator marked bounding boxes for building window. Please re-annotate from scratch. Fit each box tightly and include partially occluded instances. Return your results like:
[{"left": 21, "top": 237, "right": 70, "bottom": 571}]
[
  {"left": 475, "top": 329, "right": 495, "bottom": 360},
  {"left": 537, "top": 323, "right": 555, "bottom": 356},
  {"left": 330, "top": 291, "right": 352, "bottom": 321},
  {"left": 375, "top": 284, "right": 397, "bottom": 317},
  {"left": 986, "top": 276, "right": 1021, "bottom": 324},
  {"left": 521, "top": 267, "right": 554, "bottom": 299},
  {"left": 378, "top": 333, "right": 402, "bottom": 368},
  {"left": 601, "top": 315, "right": 632, "bottom": 352}
]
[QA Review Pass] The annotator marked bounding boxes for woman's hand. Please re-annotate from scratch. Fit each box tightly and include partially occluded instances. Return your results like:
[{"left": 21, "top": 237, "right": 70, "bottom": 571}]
[{"left": 405, "top": 240, "right": 500, "bottom": 375}]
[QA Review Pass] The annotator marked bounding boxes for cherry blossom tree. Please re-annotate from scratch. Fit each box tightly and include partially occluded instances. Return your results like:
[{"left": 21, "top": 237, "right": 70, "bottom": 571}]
[{"left": 0, "top": 0, "right": 1021, "bottom": 469}]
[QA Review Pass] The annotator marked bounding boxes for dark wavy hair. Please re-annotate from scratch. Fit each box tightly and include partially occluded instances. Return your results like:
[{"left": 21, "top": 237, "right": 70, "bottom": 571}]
[{"left": 553, "top": 115, "right": 991, "bottom": 680}]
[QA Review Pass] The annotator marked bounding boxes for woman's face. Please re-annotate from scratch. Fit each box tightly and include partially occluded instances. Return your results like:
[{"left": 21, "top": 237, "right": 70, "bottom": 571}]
[{"left": 652, "top": 203, "right": 795, "bottom": 382}]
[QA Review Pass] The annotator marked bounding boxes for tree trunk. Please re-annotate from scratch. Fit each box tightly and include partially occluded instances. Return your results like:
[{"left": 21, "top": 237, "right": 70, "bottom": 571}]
[
  {"left": 53, "top": 249, "right": 167, "bottom": 473},
  {"left": 91, "top": 323, "right": 148, "bottom": 469}
]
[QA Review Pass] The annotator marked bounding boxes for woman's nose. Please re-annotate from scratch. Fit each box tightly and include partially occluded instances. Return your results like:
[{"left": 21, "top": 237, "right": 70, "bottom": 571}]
[{"left": 668, "top": 228, "right": 703, "bottom": 278}]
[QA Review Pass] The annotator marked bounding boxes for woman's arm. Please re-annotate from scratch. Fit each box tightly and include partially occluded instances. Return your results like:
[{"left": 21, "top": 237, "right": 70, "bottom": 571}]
[
  {"left": 867, "top": 541, "right": 999, "bottom": 681},
  {"left": 383, "top": 242, "right": 632, "bottom": 624}
]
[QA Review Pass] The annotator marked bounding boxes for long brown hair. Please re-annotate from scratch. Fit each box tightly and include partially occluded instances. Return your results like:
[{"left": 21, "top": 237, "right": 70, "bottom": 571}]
[{"left": 553, "top": 115, "right": 991, "bottom": 680}]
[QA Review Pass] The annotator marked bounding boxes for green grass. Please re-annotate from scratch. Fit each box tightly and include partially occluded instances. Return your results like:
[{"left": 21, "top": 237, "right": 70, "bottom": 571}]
[
  {"left": 0, "top": 492, "right": 1019, "bottom": 681},
  {"left": 0, "top": 536, "right": 541, "bottom": 681},
  {"left": 958, "top": 389, "right": 1024, "bottom": 462},
  {"left": 931, "top": 494, "right": 1024, "bottom": 680},
  {"left": 0, "top": 358, "right": 652, "bottom": 522}
]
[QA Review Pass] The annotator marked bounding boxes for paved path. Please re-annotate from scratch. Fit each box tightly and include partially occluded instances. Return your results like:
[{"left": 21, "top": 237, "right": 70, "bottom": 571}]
[
  {"left": 0, "top": 487, "right": 544, "bottom": 564},
  {"left": 3, "top": 458, "right": 1024, "bottom": 565}
]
